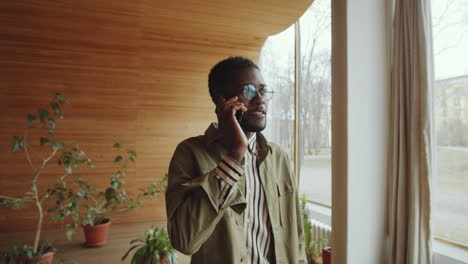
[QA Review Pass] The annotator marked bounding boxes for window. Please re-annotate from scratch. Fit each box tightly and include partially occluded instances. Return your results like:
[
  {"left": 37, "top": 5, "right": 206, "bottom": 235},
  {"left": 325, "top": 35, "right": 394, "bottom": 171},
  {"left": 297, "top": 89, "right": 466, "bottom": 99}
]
[
  {"left": 259, "top": 26, "right": 295, "bottom": 161},
  {"left": 259, "top": 0, "right": 332, "bottom": 208},
  {"left": 431, "top": 0, "right": 468, "bottom": 249},
  {"left": 297, "top": 0, "right": 331, "bottom": 208}
]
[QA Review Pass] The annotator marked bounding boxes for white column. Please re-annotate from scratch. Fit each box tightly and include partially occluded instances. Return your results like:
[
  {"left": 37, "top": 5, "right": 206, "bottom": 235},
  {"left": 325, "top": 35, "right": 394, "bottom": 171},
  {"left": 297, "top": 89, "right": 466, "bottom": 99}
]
[{"left": 332, "top": 0, "right": 389, "bottom": 263}]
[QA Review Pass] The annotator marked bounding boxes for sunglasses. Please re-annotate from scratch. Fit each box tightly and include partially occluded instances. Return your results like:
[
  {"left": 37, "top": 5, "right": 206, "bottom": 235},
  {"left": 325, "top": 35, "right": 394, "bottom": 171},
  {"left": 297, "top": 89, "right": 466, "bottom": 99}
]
[{"left": 241, "top": 84, "right": 274, "bottom": 102}]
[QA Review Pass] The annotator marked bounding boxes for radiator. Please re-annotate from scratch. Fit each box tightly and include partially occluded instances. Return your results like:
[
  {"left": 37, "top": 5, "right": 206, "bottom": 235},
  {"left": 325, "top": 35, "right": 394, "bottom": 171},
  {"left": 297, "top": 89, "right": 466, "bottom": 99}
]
[{"left": 310, "top": 219, "right": 332, "bottom": 250}]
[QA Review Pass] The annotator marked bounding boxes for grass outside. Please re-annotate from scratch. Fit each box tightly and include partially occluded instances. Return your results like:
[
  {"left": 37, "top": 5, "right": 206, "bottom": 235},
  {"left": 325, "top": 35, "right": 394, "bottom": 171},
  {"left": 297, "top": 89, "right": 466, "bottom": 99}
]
[
  {"left": 434, "top": 146, "right": 468, "bottom": 245},
  {"left": 300, "top": 146, "right": 468, "bottom": 246},
  {"left": 436, "top": 147, "right": 468, "bottom": 193}
]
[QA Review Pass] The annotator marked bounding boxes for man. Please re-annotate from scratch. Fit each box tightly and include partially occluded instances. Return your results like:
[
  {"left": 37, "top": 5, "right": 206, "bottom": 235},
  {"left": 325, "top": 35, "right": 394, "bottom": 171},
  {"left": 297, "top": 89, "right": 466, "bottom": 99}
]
[{"left": 166, "top": 56, "right": 307, "bottom": 263}]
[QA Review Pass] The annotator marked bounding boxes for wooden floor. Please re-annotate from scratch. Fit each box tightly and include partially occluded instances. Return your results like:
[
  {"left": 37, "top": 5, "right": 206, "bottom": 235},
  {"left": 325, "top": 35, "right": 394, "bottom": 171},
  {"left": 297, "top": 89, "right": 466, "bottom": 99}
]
[{"left": 0, "top": 222, "right": 191, "bottom": 264}]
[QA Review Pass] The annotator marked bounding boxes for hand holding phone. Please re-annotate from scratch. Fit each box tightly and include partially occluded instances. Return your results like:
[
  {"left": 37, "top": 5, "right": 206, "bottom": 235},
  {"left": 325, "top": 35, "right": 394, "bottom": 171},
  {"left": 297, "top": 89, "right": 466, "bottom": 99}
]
[
  {"left": 235, "top": 110, "right": 244, "bottom": 124},
  {"left": 215, "top": 96, "right": 248, "bottom": 162}
]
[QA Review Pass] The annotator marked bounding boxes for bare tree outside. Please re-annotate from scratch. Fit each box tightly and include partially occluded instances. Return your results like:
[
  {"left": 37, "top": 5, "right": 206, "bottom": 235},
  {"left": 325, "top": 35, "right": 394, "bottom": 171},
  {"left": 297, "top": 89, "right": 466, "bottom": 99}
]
[
  {"left": 431, "top": 0, "right": 468, "bottom": 246},
  {"left": 297, "top": 0, "right": 331, "bottom": 206},
  {"left": 259, "top": 0, "right": 332, "bottom": 206},
  {"left": 259, "top": 26, "right": 295, "bottom": 160}
]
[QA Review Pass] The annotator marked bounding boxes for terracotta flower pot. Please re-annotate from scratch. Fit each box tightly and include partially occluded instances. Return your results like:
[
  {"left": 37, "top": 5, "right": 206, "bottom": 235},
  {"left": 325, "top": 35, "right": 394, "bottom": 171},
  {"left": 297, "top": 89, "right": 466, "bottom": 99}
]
[
  {"left": 140, "top": 255, "right": 167, "bottom": 264},
  {"left": 14, "top": 252, "right": 55, "bottom": 264},
  {"left": 82, "top": 218, "right": 112, "bottom": 247},
  {"left": 322, "top": 247, "right": 331, "bottom": 264}
]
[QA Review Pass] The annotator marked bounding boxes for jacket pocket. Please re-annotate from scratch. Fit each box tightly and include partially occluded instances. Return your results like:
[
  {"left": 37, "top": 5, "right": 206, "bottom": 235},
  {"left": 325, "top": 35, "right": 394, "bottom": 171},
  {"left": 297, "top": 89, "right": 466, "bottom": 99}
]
[{"left": 276, "top": 182, "right": 295, "bottom": 227}]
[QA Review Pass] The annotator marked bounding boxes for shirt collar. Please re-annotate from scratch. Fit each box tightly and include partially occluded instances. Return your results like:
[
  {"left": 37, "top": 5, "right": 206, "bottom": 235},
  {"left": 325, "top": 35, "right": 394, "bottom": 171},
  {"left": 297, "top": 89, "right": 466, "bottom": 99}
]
[{"left": 248, "top": 133, "right": 257, "bottom": 154}]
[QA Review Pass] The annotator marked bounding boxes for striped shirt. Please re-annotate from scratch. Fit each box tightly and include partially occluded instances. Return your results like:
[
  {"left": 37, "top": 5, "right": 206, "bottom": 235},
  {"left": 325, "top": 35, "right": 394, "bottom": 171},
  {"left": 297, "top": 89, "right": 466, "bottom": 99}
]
[{"left": 214, "top": 134, "right": 272, "bottom": 264}]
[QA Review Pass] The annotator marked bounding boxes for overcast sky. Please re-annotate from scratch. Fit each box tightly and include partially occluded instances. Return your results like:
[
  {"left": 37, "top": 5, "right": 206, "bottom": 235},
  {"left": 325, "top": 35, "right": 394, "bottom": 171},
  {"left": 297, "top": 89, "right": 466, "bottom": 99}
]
[{"left": 432, "top": 0, "right": 468, "bottom": 80}]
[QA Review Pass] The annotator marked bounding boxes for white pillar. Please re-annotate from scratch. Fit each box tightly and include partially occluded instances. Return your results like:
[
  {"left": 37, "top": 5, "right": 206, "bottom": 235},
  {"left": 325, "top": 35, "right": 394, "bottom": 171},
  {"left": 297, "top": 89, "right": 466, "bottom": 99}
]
[{"left": 332, "top": 0, "right": 389, "bottom": 263}]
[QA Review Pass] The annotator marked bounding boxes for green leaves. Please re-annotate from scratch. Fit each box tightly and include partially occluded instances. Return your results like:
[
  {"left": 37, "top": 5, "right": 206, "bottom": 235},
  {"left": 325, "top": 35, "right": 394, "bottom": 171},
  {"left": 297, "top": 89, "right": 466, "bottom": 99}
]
[
  {"left": 11, "top": 136, "right": 24, "bottom": 153},
  {"left": 121, "top": 244, "right": 141, "bottom": 261},
  {"left": 128, "top": 151, "right": 137, "bottom": 163},
  {"left": 38, "top": 108, "right": 49, "bottom": 124},
  {"left": 50, "top": 102, "right": 63, "bottom": 119},
  {"left": 26, "top": 114, "right": 36, "bottom": 126},
  {"left": 48, "top": 118, "right": 55, "bottom": 129},
  {"left": 56, "top": 192, "right": 65, "bottom": 204},
  {"left": 1, "top": 199, "right": 9, "bottom": 209},
  {"left": 54, "top": 93, "right": 70, "bottom": 105},
  {"left": 113, "top": 142, "right": 121, "bottom": 149},
  {"left": 121, "top": 226, "right": 176, "bottom": 264},
  {"left": 114, "top": 155, "right": 123, "bottom": 163},
  {"left": 0, "top": 196, "right": 33, "bottom": 209},
  {"left": 111, "top": 175, "right": 121, "bottom": 189},
  {"left": 66, "top": 229, "right": 75, "bottom": 240},
  {"left": 57, "top": 146, "right": 94, "bottom": 174},
  {"left": 2, "top": 241, "right": 55, "bottom": 262},
  {"left": 105, "top": 188, "right": 116, "bottom": 202},
  {"left": 40, "top": 137, "right": 49, "bottom": 146},
  {"left": 65, "top": 166, "right": 73, "bottom": 174}
]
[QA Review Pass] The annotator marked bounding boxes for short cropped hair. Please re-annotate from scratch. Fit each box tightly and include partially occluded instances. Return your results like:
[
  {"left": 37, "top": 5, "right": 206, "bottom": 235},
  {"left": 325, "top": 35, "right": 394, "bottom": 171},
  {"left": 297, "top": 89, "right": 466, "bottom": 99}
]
[{"left": 208, "top": 56, "right": 259, "bottom": 104}]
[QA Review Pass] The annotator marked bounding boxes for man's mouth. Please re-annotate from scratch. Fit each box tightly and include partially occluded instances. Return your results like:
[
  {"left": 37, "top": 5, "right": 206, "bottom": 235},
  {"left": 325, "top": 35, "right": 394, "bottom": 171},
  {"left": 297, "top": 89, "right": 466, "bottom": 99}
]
[{"left": 247, "top": 109, "right": 266, "bottom": 117}]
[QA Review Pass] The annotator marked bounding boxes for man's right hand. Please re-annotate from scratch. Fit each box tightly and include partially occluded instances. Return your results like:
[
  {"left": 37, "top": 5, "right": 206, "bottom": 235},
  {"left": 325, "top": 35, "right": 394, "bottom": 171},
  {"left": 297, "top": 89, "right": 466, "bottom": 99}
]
[{"left": 215, "top": 96, "right": 248, "bottom": 163}]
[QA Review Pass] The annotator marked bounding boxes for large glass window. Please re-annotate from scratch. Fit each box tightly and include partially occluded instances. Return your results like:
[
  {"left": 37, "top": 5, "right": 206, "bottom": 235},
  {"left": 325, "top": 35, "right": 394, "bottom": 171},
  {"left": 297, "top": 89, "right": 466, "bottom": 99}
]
[
  {"left": 259, "top": 26, "right": 295, "bottom": 161},
  {"left": 431, "top": 0, "right": 468, "bottom": 247},
  {"left": 259, "top": 0, "right": 331, "bottom": 208},
  {"left": 298, "top": 0, "right": 331, "bottom": 207}
]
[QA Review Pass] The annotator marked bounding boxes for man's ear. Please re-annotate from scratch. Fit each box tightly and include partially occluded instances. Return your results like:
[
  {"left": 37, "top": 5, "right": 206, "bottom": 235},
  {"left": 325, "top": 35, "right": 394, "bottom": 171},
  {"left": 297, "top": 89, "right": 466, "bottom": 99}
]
[
  {"left": 214, "top": 91, "right": 225, "bottom": 105},
  {"left": 213, "top": 93, "right": 219, "bottom": 105}
]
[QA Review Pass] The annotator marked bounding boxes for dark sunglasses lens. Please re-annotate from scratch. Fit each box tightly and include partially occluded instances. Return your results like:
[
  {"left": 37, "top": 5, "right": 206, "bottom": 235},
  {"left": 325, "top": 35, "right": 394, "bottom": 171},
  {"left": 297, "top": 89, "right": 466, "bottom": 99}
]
[{"left": 243, "top": 84, "right": 257, "bottom": 101}]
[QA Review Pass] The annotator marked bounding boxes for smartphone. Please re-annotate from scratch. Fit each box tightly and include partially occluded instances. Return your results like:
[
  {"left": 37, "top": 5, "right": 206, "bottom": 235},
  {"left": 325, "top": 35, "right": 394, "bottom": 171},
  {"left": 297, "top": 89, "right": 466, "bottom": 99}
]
[{"left": 235, "top": 110, "right": 244, "bottom": 124}]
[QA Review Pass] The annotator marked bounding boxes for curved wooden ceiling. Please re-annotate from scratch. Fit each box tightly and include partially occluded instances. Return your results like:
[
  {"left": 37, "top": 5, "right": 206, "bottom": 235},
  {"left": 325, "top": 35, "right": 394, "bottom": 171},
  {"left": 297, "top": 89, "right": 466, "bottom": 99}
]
[{"left": 142, "top": 0, "right": 313, "bottom": 47}]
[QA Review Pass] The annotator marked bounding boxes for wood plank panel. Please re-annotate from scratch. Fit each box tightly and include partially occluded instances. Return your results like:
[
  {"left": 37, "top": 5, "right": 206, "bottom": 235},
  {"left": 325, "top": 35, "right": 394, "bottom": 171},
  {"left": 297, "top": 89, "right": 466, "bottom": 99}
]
[{"left": 0, "top": 0, "right": 312, "bottom": 231}]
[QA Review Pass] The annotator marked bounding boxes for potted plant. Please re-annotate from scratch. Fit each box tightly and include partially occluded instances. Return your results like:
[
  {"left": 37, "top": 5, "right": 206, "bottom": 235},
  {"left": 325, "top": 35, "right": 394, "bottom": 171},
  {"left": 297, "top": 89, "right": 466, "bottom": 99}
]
[
  {"left": 47, "top": 145, "right": 167, "bottom": 247},
  {"left": 121, "top": 226, "right": 177, "bottom": 264},
  {"left": 1, "top": 241, "right": 79, "bottom": 264},
  {"left": 0, "top": 93, "right": 94, "bottom": 263},
  {"left": 1, "top": 241, "right": 55, "bottom": 264},
  {"left": 322, "top": 247, "right": 331, "bottom": 264},
  {"left": 301, "top": 195, "right": 328, "bottom": 264}
]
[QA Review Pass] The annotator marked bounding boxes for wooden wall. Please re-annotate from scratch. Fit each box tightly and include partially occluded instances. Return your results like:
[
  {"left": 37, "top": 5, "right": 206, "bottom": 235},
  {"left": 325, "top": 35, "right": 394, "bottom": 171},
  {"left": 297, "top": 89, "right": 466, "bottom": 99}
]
[{"left": 0, "top": 0, "right": 312, "bottom": 231}]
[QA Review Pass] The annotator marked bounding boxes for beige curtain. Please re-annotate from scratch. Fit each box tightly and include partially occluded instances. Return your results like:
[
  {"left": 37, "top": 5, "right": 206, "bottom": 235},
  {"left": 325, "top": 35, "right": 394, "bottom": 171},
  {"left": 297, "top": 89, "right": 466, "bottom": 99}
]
[{"left": 387, "top": 0, "right": 435, "bottom": 263}]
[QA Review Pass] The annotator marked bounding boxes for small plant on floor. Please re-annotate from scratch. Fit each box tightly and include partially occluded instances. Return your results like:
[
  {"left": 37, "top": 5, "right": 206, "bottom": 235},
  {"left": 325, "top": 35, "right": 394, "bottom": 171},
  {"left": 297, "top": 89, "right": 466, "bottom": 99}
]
[
  {"left": 1, "top": 241, "right": 55, "bottom": 264},
  {"left": 122, "top": 226, "right": 177, "bottom": 264},
  {"left": 1, "top": 241, "right": 78, "bottom": 264},
  {"left": 0, "top": 93, "right": 94, "bottom": 262},
  {"left": 301, "top": 195, "right": 326, "bottom": 264},
  {"left": 47, "top": 144, "right": 168, "bottom": 247}
]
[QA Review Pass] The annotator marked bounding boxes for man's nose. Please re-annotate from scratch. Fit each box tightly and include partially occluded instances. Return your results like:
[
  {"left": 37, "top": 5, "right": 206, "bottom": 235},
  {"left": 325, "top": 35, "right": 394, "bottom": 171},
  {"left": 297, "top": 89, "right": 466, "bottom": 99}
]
[{"left": 252, "top": 91, "right": 266, "bottom": 104}]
